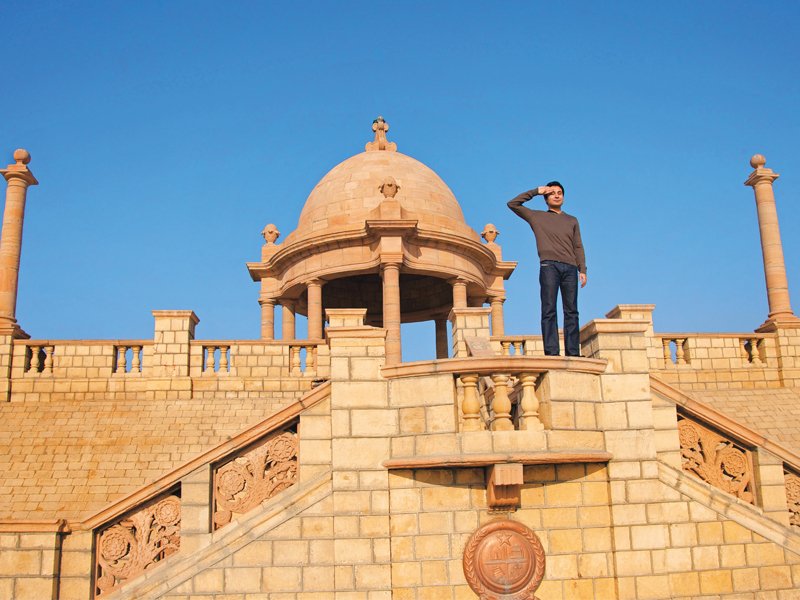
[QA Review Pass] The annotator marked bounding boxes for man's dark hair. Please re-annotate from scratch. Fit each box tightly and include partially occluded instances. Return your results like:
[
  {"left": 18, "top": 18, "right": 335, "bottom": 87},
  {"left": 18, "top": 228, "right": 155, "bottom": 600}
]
[{"left": 546, "top": 181, "right": 564, "bottom": 195}]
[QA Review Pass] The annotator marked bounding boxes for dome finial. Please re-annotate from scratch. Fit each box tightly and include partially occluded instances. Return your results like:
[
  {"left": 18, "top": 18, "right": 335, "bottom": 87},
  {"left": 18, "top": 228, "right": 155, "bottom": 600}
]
[{"left": 365, "top": 116, "right": 397, "bottom": 152}]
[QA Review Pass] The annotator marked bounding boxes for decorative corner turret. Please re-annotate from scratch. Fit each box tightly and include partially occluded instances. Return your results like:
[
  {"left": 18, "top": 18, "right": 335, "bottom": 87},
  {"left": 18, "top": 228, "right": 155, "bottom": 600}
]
[{"left": 365, "top": 116, "right": 397, "bottom": 152}]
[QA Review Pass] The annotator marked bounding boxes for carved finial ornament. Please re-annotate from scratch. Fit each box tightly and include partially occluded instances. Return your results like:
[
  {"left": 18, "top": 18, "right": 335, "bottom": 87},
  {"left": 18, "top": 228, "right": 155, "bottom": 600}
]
[
  {"left": 1, "top": 147, "right": 37, "bottom": 185},
  {"left": 379, "top": 176, "right": 400, "bottom": 198},
  {"left": 365, "top": 116, "right": 397, "bottom": 152},
  {"left": 750, "top": 154, "right": 767, "bottom": 169},
  {"left": 262, "top": 224, "right": 281, "bottom": 245},
  {"left": 481, "top": 223, "right": 499, "bottom": 244},
  {"left": 13, "top": 149, "right": 31, "bottom": 165}
]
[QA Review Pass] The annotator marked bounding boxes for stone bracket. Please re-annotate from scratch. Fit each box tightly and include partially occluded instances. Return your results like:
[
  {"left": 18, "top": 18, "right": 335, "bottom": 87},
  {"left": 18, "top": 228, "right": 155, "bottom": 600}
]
[{"left": 486, "top": 462, "right": 523, "bottom": 511}]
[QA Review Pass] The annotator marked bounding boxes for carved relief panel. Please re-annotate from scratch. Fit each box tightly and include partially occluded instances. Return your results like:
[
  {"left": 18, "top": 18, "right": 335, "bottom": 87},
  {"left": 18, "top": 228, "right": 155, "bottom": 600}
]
[
  {"left": 212, "top": 425, "right": 299, "bottom": 529},
  {"left": 785, "top": 467, "right": 800, "bottom": 529},
  {"left": 94, "top": 488, "right": 181, "bottom": 597},
  {"left": 677, "top": 412, "right": 755, "bottom": 504}
]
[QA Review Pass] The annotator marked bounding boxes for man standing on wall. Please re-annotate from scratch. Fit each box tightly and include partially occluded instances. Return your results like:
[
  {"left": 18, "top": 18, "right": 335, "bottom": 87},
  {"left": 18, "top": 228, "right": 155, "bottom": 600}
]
[{"left": 508, "top": 183, "right": 587, "bottom": 357}]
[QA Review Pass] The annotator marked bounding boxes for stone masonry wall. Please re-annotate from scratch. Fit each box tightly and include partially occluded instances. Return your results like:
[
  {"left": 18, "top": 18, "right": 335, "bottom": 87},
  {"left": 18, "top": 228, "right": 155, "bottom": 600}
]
[{"left": 0, "top": 530, "right": 61, "bottom": 600}]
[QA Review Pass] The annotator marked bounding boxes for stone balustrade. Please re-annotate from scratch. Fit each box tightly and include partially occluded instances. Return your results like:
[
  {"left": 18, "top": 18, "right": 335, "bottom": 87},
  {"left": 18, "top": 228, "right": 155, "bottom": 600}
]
[
  {"left": 649, "top": 333, "right": 780, "bottom": 390},
  {"left": 8, "top": 339, "right": 329, "bottom": 402},
  {"left": 459, "top": 370, "right": 543, "bottom": 432},
  {"left": 381, "top": 355, "right": 605, "bottom": 434}
]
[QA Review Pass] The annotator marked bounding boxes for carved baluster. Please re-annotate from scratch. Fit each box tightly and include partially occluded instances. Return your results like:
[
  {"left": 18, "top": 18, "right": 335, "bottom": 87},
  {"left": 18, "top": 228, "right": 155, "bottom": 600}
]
[
  {"left": 206, "top": 346, "right": 216, "bottom": 374},
  {"left": 291, "top": 345, "right": 302, "bottom": 375},
  {"left": 459, "top": 374, "right": 481, "bottom": 431},
  {"left": 752, "top": 338, "right": 763, "bottom": 366},
  {"left": 44, "top": 345, "right": 54, "bottom": 373},
  {"left": 518, "top": 373, "right": 544, "bottom": 431},
  {"left": 501, "top": 341, "right": 510, "bottom": 356},
  {"left": 740, "top": 338, "right": 751, "bottom": 365},
  {"left": 662, "top": 338, "right": 671, "bottom": 366},
  {"left": 131, "top": 346, "right": 141, "bottom": 373},
  {"left": 305, "top": 345, "right": 316, "bottom": 375},
  {"left": 219, "top": 345, "right": 229, "bottom": 372},
  {"left": 491, "top": 373, "right": 513, "bottom": 431},
  {"left": 30, "top": 346, "right": 42, "bottom": 373},
  {"left": 117, "top": 346, "right": 127, "bottom": 374},
  {"left": 676, "top": 339, "right": 686, "bottom": 365}
]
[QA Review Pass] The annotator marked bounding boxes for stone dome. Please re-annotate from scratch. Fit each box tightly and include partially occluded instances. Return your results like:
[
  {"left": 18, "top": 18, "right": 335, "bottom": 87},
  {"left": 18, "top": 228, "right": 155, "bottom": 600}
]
[{"left": 293, "top": 150, "right": 476, "bottom": 240}]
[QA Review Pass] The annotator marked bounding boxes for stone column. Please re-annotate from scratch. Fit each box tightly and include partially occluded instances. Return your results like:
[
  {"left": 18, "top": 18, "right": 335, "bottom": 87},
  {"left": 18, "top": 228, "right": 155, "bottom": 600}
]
[
  {"left": 490, "top": 296, "right": 505, "bottom": 337},
  {"left": 259, "top": 298, "right": 275, "bottom": 340},
  {"left": 745, "top": 155, "right": 799, "bottom": 326},
  {"left": 382, "top": 263, "right": 402, "bottom": 365},
  {"left": 451, "top": 278, "right": 468, "bottom": 309},
  {"left": 0, "top": 149, "right": 37, "bottom": 335},
  {"left": 307, "top": 279, "right": 324, "bottom": 340},
  {"left": 435, "top": 317, "right": 448, "bottom": 359},
  {"left": 281, "top": 300, "right": 296, "bottom": 341}
]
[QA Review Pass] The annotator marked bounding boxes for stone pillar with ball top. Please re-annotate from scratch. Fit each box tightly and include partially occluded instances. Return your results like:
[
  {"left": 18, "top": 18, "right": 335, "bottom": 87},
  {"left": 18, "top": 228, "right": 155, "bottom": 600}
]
[
  {"left": 745, "top": 154, "right": 800, "bottom": 386},
  {"left": 0, "top": 149, "right": 38, "bottom": 338},
  {"left": 0, "top": 149, "right": 37, "bottom": 401}
]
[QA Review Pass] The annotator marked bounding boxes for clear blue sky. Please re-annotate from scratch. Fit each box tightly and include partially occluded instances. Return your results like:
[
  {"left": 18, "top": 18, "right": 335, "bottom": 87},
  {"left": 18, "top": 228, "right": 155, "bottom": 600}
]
[{"left": 2, "top": 2, "right": 799, "bottom": 360}]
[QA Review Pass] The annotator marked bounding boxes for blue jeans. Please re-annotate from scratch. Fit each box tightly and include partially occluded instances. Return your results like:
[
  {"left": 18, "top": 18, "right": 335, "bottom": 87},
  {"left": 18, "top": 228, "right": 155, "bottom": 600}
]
[{"left": 539, "top": 261, "right": 580, "bottom": 356}]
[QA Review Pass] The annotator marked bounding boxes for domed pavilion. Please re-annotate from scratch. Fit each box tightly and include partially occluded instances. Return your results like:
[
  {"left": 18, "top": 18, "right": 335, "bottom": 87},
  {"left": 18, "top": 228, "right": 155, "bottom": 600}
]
[{"left": 248, "top": 117, "right": 517, "bottom": 364}]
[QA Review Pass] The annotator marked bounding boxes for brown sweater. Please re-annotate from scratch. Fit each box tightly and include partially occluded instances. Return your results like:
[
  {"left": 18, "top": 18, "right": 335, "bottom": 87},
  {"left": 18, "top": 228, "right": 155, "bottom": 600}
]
[{"left": 507, "top": 190, "right": 587, "bottom": 274}]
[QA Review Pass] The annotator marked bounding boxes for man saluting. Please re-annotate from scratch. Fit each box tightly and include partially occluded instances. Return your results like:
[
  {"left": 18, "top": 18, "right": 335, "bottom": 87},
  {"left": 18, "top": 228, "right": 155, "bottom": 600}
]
[{"left": 508, "top": 182, "right": 587, "bottom": 357}]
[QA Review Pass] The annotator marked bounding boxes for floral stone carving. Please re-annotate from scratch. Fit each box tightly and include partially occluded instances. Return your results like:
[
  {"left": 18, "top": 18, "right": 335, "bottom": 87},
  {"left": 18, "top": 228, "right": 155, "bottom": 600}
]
[
  {"left": 677, "top": 414, "right": 754, "bottom": 504},
  {"left": 94, "top": 491, "right": 181, "bottom": 596},
  {"left": 463, "top": 520, "right": 546, "bottom": 600},
  {"left": 213, "top": 428, "right": 299, "bottom": 529},
  {"left": 786, "top": 469, "right": 800, "bottom": 529}
]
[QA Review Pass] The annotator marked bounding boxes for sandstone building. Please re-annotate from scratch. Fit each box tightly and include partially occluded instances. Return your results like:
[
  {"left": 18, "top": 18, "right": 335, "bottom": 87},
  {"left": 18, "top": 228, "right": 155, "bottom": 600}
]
[{"left": 1, "top": 120, "right": 800, "bottom": 599}]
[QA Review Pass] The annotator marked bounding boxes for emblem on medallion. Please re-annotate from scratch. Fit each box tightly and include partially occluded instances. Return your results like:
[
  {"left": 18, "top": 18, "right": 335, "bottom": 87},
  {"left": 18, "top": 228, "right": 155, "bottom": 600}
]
[{"left": 463, "top": 520, "right": 546, "bottom": 600}]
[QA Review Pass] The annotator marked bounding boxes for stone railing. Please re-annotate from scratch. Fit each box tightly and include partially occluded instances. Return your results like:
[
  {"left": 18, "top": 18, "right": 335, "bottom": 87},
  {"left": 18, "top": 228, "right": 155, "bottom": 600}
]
[
  {"left": 8, "top": 339, "right": 330, "bottom": 402},
  {"left": 492, "top": 336, "right": 538, "bottom": 356},
  {"left": 14, "top": 340, "right": 152, "bottom": 378},
  {"left": 650, "top": 332, "right": 780, "bottom": 390},
  {"left": 655, "top": 333, "right": 774, "bottom": 369},
  {"left": 382, "top": 356, "right": 606, "bottom": 433},
  {"left": 189, "top": 339, "right": 327, "bottom": 379}
]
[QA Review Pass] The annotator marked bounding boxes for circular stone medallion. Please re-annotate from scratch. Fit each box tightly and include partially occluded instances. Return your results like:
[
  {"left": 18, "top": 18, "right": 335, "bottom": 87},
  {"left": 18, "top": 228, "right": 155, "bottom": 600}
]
[{"left": 463, "top": 520, "right": 546, "bottom": 599}]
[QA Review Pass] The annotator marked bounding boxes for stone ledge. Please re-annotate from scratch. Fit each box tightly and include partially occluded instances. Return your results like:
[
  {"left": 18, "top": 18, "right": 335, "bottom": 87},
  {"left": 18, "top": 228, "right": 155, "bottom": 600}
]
[
  {"left": 381, "top": 355, "right": 607, "bottom": 379},
  {"left": 0, "top": 519, "right": 69, "bottom": 533},
  {"left": 383, "top": 450, "right": 612, "bottom": 470}
]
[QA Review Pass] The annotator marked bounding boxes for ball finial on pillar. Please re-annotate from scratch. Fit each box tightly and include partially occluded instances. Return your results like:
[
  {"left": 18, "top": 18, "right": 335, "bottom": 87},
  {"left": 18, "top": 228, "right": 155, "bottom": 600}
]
[
  {"left": 750, "top": 154, "right": 766, "bottom": 169},
  {"left": 12, "top": 149, "right": 31, "bottom": 166}
]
